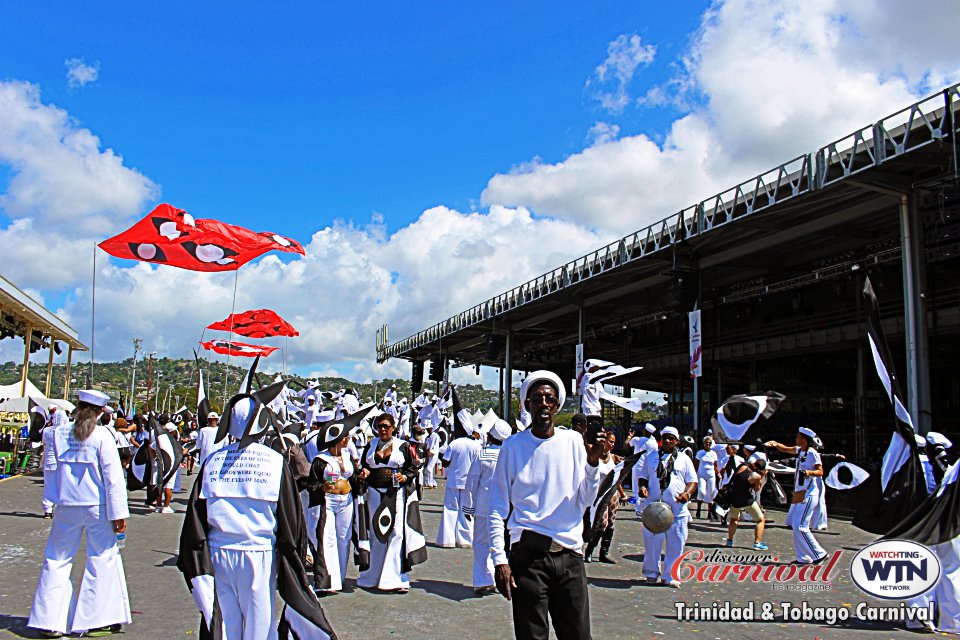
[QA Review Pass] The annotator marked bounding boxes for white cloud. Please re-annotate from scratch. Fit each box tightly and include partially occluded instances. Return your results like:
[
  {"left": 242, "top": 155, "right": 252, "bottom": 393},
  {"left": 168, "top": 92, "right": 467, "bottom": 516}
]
[
  {"left": 586, "top": 121, "right": 620, "bottom": 145},
  {"left": 6, "top": 0, "right": 960, "bottom": 388},
  {"left": 483, "top": 0, "right": 960, "bottom": 233},
  {"left": 0, "top": 81, "right": 158, "bottom": 295},
  {"left": 47, "top": 206, "right": 607, "bottom": 382},
  {"left": 65, "top": 58, "right": 99, "bottom": 88},
  {"left": 587, "top": 34, "right": 656, "bottom": 114},
  {"left": 0, "top": 81, "right": 157, "bottom": 232}
]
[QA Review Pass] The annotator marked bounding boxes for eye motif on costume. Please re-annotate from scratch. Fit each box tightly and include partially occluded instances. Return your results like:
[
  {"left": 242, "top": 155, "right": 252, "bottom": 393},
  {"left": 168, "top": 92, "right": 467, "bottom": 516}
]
[
  {"left": 826, "top": 462, "right": 869, "bottom": 490},
  {"left": 182, "top": 241, "right": 238, "bottom": 265},
  {"left": 129, "top": 243, "right": 167, "bottom": 262},
  {"left": 372, "top": 500, "right": 394, "bottom": 543},
  {"left": 325, "top": 424, "right": 343, "bottom": 444}
]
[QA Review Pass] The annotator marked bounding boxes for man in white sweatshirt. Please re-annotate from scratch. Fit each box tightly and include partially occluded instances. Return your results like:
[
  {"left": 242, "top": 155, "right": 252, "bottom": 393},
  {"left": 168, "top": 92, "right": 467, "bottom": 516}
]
[{"left": 489, "top": 371, "right": 604, "bottom": 640}]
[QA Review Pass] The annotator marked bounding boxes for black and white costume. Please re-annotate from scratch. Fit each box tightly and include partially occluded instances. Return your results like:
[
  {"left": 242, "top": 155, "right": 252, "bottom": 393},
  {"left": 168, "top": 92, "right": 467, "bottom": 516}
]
[
  {"left": 356, "top": 436, "right": 427, "bottom": 590},
  {"left": 177, "top": 392, "right": 337, "bottom": 640}
]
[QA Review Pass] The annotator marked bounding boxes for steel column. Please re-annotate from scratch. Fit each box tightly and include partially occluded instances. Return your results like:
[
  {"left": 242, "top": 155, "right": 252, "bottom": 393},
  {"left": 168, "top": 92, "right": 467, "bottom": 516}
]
[
  {"left": 64, "top": 345, "right": 73, "bottom": 400},
  {"left": 20, "top": 322, "right": 32, "bottom": 397},
  {"left": 503, "top": 331, "right": 513, "bottom": 421},
  {"left": 44, "top": 336, "right": 55, "bottom": 398},
  {"left": 899, "top": 193, "right": 932, "bottom": 433}
]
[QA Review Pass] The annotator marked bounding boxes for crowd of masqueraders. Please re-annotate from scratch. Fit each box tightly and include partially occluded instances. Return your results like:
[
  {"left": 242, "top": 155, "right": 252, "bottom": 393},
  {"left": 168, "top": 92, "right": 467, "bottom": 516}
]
[{"left": 20, "top": 369, "right": 960, "bottom": 639}]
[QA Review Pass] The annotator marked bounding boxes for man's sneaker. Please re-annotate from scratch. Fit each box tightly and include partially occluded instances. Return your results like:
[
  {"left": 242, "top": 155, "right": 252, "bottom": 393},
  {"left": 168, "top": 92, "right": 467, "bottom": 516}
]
[
  {"left": 43, "top": 511, "right": 53, "bottom": 519},
  {"left": 725, "top": 539, "right": 734, "bottom": 547},
  {"left": 753, "top": 542, "right": 768, "bottom": 550},
  {"left": 36, "top": 630, "right": 62, "bottom": 638},
  {"left": 160, "top": 506, "right": 175, "bottom": 514},
  {"left": 661, "top": 579, "right": 681, "bottom": 588}
]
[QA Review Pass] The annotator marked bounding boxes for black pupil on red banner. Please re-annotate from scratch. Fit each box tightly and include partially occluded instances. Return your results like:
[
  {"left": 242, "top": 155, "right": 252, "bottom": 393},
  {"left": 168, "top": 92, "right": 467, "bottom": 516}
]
[{"left": 838, "top": 466, "right": 854, "bottom": 485}]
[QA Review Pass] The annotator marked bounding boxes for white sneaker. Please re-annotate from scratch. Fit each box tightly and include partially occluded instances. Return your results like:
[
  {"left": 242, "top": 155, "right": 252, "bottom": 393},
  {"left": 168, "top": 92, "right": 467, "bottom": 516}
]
[{"left": 160, "top": 506, "right": 175, "bottom": 514}]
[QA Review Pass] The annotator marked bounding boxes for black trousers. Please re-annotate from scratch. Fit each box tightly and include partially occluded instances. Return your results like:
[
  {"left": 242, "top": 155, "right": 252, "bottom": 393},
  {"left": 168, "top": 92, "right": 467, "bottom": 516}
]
[{"left": 509, "top": 546, "right": 591, "bottom": 640}]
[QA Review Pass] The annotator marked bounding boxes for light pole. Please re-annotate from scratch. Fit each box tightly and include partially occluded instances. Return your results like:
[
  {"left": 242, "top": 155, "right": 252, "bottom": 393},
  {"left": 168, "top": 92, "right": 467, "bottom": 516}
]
[
  {"left": 145, "top": 352, "right": 157, "bottom": 414},
  {"left": 129, "top": 338, "right": 142, "bottom": 416}
]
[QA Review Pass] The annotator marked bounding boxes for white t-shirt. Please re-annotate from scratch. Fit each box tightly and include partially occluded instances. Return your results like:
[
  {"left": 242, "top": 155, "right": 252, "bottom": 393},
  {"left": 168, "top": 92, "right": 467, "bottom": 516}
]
[
  {"left": 196, "top": 426, "right": 228, "bottom": 466},
  {"left": 441, "top": 437, "right": 482, "bottom": 489},
  {"left": 488, "top": 428, "right": 601, "bottom": 565},
  {"left": 795, "top": 448, "right": 822, "bottom": 493},
  {"left": 696, "top": 449, "right": 718, "bottom": 476}
]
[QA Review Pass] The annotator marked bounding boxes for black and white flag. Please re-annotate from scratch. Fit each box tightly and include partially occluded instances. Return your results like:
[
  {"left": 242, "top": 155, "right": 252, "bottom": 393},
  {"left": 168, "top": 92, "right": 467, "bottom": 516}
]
[
  {"left": 852, "top": 277, "right": 926, "bottom": 534},
  {"left": 710, "top": 391, "right": 785, "bottom": 442}
]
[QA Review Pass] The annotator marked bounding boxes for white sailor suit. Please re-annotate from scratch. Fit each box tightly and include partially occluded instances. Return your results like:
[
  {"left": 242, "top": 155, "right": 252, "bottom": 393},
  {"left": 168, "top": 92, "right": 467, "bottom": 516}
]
[
  {"left": 461, "top": 443, "right": 500, "bottom": 588},
  {"left": 29, "top": 422, "right": 131, "bottom": 634},
  {"left": 436, "top": 436, "right": 481, "bottom": 548},
  {"left": 638, "top": 450, "right": 697, "bottom": 582}
]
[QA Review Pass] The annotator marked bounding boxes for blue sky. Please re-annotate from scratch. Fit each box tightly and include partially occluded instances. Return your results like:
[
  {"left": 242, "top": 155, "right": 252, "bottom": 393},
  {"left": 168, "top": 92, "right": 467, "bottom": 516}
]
[
  {"left": 0, "top": 2, "right": 706, "bottom": 239},
  {"left": 0, "top": 1, "right": 956, "bottom": 388}
]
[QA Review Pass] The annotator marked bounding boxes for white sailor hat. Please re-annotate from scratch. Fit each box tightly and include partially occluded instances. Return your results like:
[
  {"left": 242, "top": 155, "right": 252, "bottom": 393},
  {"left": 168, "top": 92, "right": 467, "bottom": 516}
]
[
  {"left": 661, "top": 426, "right": 680, "bottom": 439},
  {"left": 47, "top": 403, "right": 58, "bottom": 411},
  {"left": 78, "top": 389, "right": 110, "bottom": 407},
  {"left": 914, "top": 433, "right": 927, "bottom": 447},
  {"left": 927, "top": 432, "right": 953, "bottom": 449},
  {"left": 744, "top": 444, "right": 757, "bottom": 452},
  {"left": 927, "top": 431, "right": 953, "bottom": 449},
  {"left": 644, "top": 423, "right": 656, "bottom": 434},
  {"left": 520, "top": 370, "right": 566, "bottom": 408},
  {"left": 798, "top": 427, "right": 817, "bottom": 439},
  {"left": 164, "top": 421, "right": 178, "bottom": 432},
  {"left": 488, "top": 419, "right": 513, "bottom": 441},
  {"left": 207, "top": 411, "right": 220, "bottom": 420}
]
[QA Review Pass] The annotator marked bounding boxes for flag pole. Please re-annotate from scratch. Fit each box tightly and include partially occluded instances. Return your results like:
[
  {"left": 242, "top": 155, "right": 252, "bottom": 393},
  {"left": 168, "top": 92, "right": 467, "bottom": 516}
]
[
  {"left": 223, "top": 269, "right": 240, "bottom": 407},
  {"left": 90, "top": 242, "right": 96, "bottom": 387}
]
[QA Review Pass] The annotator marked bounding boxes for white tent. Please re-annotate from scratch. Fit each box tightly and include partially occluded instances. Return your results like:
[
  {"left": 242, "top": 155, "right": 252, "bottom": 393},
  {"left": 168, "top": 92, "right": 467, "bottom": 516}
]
[{"left": 0, "top": 379, "right": 75, "bottom": 414}]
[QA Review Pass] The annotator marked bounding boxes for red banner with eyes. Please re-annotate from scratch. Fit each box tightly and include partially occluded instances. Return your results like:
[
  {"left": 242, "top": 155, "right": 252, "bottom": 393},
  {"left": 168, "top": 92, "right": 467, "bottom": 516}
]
[
  {"left": 200, "top": 339, "right": 279, "bottom": 358},
  {"left": 207, "top": 309, "right": 299, "bottom": 338},
  {"left": 99, "top": 203, "right": 304, "bottom": 272}
]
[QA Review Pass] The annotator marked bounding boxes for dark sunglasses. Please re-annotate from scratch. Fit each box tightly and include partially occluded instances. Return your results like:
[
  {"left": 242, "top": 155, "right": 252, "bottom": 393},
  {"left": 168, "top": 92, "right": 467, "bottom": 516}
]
[{"left": 528, "top": 393, "right": 559, "bottom": 404}]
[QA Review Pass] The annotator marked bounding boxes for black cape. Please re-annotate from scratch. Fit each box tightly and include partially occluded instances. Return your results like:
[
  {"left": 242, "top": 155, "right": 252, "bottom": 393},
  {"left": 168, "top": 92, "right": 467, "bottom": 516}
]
[{"left": 177, "top": 454, "right": 338, "bottom": 640}]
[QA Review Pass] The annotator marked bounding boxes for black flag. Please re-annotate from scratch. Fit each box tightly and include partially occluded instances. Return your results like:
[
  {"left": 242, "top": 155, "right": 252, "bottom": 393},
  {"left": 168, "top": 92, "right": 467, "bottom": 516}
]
[{"left": 194, "top": 350, "right": 211, "bottom": 427}]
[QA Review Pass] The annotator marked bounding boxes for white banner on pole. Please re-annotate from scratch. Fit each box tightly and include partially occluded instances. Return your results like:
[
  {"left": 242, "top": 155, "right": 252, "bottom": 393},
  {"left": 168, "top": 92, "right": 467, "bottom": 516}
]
[
  {"left": 689, "top": 309, "right": 702, "bottom": 378},
  {"left": 574, "top": 343, "right": 584, "bottom": 395}
]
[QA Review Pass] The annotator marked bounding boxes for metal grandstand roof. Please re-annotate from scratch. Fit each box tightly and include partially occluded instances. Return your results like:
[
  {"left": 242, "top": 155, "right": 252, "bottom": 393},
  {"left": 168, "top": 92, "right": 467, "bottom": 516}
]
[
  {"left": 378, "top": 83, "right": 960, "bottom": 367},
  {"left": 0, "top": 274, "right": 87, "bottom": 351}
]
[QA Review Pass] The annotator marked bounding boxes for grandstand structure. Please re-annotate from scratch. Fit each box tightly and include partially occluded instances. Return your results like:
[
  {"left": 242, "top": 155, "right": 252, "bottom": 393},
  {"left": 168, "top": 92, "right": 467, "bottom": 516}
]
[{"left": 378, "top": 84, "right": 960, "bottom": 458}]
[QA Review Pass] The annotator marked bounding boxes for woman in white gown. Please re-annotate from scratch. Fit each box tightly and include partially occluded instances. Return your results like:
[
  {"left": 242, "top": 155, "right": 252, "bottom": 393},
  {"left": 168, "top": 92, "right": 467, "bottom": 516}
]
[
  {"left": 695, "top": 436, "right": 719, "bottom": 520},
  {"left": 356, "top": 413, "right": 425, "bottom": 592}
]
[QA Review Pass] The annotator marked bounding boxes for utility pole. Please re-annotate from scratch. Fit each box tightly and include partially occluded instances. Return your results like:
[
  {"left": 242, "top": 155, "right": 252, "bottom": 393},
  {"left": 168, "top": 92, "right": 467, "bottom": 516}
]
[
  {"left": 146, "top": 352, "right": 157, "bottom": 414},
  {"left": 129, "top": 338, "right": 142, "bottom": 416}
]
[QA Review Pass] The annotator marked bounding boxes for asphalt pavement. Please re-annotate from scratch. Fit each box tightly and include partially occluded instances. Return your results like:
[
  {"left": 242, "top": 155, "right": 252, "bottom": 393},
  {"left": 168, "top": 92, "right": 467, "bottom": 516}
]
[{"left": 0, "top": 471, "right": 921, "bottom": 639}]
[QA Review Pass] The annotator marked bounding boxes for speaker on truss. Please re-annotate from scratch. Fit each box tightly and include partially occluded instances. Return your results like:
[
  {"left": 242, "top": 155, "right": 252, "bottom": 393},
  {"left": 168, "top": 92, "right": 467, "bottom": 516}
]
[
  {"left": 485, "top": 334, "right": 507, "bottom": 361},
  {"left": 411, "top": 360, "right": 424, "bottom": 394},
  {"left": 428, "top": 357, "right": 445, "bottom": 382}
]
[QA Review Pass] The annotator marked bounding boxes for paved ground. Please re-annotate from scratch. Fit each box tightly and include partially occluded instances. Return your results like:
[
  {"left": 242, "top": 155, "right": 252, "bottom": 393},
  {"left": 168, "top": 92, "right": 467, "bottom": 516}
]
[{"left": 0, "top": 472, "right": 925, "bottom": 639}]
